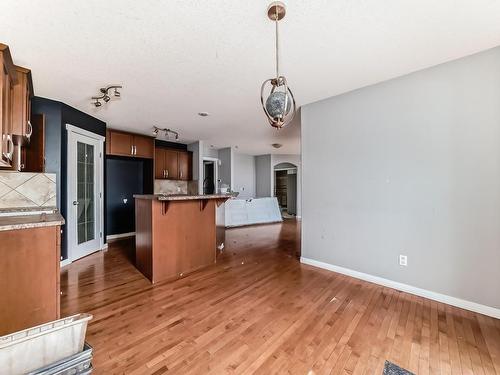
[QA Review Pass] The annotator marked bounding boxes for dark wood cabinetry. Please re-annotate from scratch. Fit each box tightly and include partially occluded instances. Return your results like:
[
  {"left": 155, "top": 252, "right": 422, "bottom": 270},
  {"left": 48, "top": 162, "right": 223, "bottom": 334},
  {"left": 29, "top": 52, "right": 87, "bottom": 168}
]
[
  {"left": 0, "top": 225, "right": 61, "bottom": 335},
  {"left": 12, "top": 65, "right": 33, "bottom": 138},
  {"left": 154, "top": 147, "right": 192, "bottom": 180},
  {"left": 0, "top": 43, "right": 16, "bottom": 168},
  {"left": 22, "top": 113, "right": 45, "bottom": 172},
  {"left": 178, "top": 150, "right": 192, "bottom": 181},
  {"left": 106, "top": 129, "right": 154, "bottom": 159}
]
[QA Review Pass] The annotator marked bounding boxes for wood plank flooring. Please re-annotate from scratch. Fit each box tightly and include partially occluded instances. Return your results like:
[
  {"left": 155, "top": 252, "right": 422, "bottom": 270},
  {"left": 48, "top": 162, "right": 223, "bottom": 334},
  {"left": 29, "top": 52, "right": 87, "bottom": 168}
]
[{"left": 61, "top": 220, "right": 500, "bottom": 374}]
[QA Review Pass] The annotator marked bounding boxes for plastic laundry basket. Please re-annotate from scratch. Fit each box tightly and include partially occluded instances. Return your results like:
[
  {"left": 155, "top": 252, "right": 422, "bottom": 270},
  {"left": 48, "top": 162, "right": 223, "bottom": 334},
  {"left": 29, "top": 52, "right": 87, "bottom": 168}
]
[
  {"left": 29, "top": 342, "right": 93, "bottom": 375},
  {"left": 0, "top": 313, "right": 93, "bottom": 375}
]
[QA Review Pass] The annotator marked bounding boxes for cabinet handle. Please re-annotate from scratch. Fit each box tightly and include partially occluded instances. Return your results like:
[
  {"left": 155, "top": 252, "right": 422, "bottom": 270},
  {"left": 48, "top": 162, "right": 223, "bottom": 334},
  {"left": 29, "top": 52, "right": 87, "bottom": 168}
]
[
  {"left": 131, "top": 145, "right": 133, "bottom": 155},
  {"left": 26, "top": 121, "right": 33, "bottom": 139},
  {"left": 3, "top": 135, "right": 14, "bottom": 161},
  {"left": 163, "top": 170, "right": 166, "bottom": 178},
  {"left": 166, "top": 169, "right": 169, "bottom": 178},
  {"left": 134, "top": 145, "right": 137, "bottom": 155},
  {"left": 180, "top": 170, "right": 183, "bottom": 178}
]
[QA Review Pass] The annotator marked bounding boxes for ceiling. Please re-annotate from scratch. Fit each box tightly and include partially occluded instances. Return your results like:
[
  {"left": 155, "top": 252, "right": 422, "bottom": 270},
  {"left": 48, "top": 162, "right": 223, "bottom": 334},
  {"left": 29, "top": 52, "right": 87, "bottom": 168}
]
[{"left": 2, "top": 1, "right": 500, "bottom": 155}]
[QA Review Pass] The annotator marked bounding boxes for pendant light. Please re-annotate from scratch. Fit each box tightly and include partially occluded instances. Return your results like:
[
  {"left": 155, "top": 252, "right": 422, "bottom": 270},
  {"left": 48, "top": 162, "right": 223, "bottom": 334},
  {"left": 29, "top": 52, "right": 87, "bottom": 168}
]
[{"left": 261, "top": 2, "right": 296, "bottom": 129}]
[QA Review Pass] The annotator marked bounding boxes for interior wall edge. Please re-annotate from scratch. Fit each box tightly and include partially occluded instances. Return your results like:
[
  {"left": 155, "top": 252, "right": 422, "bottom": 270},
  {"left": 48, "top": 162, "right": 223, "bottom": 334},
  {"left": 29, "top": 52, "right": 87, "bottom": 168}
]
[{"left": 300, "top": 256, "right": 500, "bottom": 319}]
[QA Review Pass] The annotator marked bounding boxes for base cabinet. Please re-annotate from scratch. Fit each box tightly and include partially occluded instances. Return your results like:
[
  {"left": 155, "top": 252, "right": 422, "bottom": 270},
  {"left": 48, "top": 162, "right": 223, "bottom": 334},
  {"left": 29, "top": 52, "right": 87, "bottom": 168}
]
[{"left": 0, "top": 226, "right": 60, "bottom": 335}]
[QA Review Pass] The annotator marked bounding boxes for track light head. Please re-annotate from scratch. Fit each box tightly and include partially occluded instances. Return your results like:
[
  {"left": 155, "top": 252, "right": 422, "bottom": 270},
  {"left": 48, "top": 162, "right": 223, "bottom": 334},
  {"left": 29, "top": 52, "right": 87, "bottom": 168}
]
[
  {"left": 103, "top": 95, "right": 111, "bottom": 103},
  {"left": 94, "top": 99, "right": 101, "bottom": 107},
  {"left": 114, "top": 88, "right": 121, "bottom": 97}
]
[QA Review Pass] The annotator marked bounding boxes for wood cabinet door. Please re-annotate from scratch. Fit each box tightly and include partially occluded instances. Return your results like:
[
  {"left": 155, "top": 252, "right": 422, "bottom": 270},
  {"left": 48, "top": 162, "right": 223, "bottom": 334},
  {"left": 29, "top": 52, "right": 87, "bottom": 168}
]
[
  {"left": 11, "top": 67, "right": 31, "bottom": 137},
  {"left": 133, "top": 135, "right": 154, "bottom": 159},
  {"left": 154, "top": 148, "right": 166, "bottom": 179},
  {"left": 23, "top": 114, "right": 45, "bottom": 172},
  {"left": 0, "top": 60, "right": 14, "bottom": 168},
  {"left": 178, "top": 151, "right": 191, "bottom": 181},
  {"left": 165, "top": 149, "right": 178, "bottom": 179},
  {"left": 0, "top": 226, "right": 59, "bottom": 335},
  {"left": 109, "top": 130, "right": 133, "bottom": 156}
]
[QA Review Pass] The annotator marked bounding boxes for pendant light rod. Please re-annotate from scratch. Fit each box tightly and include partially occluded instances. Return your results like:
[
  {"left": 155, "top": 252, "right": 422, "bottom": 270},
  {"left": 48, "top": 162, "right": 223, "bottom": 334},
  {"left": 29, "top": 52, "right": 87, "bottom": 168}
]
[
  {"left": 267, "top": 1, "right": 286, "bottom": 79},
  {"left": 275, "top": 6, "right": 279, "bottom": 79}
]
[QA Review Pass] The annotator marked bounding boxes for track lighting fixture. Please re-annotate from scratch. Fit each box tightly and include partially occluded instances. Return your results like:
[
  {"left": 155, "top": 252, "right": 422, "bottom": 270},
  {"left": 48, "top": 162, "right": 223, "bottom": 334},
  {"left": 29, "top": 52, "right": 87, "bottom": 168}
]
[
  {"left": 152, "top": 126, "right": 180, "bottom": 141},
  {"left": 92, "top": 85, "right": 122, "bottom": 107}
]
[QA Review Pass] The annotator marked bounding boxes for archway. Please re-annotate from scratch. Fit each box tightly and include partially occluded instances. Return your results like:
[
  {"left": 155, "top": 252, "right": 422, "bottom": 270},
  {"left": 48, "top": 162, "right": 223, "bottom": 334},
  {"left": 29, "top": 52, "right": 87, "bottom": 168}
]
[{"left": 273, "top": 162, "right": 298, "bottom": 218}]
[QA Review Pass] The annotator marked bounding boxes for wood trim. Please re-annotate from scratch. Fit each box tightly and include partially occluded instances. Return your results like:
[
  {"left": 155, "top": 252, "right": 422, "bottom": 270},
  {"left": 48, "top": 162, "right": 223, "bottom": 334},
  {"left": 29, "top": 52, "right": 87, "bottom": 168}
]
[{"left": 300, "top": 257, "right": 500, "bottom": 319}]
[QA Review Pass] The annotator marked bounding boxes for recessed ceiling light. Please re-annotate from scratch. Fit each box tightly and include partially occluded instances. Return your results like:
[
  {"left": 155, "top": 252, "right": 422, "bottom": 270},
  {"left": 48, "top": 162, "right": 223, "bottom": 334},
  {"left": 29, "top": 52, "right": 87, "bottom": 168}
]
[
  {"left": 272, "top": 143, "right": 282, "bottom": 149},
  {"left": 198, "top": 112, "right": 209, "bottom": 117}
]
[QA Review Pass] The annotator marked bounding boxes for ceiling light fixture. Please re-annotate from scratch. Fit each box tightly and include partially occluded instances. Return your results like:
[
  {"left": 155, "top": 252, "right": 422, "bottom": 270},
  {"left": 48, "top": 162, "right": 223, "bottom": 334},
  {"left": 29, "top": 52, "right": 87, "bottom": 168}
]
[
  {"left": 152, "top": 126, "right": 180, "bottom": 141},
  {"left": 198, "top": 112, "right": 209, "bottom": 117},
  {"left": 261, "top": 2, "right": 296, "bottom": 129},
  {"left": 92, "top": 85, "right": 122, "bottom": 107},
  {"left": 271, "top": 143, "right": 282, "bottom": 149}
]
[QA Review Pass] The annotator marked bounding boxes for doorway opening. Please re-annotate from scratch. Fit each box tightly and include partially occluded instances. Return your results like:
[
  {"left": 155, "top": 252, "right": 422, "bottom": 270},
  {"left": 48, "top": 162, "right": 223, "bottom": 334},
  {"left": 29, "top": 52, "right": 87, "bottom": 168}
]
[
  {"left": 203, "top": 158, "right": 219, "bottom": 194},
  {"left": 274, "top": 162, "right": 297, "bottom": 219}
]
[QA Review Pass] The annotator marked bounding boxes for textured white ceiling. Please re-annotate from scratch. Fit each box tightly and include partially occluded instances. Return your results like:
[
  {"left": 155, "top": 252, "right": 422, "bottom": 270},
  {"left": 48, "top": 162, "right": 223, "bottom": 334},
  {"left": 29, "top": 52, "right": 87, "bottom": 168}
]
[{"left": 2, "top": 0, "right": 500, "bottom": 154}]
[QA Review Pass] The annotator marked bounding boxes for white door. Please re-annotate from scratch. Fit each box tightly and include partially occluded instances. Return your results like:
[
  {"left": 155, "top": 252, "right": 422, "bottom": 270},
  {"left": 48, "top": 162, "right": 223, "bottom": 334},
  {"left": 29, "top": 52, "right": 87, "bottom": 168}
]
[{"left": 67, "top": 124, "right": 104, "bottom": 261}]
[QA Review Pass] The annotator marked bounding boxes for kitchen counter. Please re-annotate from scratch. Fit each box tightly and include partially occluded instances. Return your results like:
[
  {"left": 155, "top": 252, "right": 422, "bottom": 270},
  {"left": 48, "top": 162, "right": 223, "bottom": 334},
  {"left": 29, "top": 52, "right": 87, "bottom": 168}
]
[
  {"left": 133, "top": 194, "right": 232, "bottom": 201},
  {"left": 0, "top": 211, "right": 65, "bottom": 232}
]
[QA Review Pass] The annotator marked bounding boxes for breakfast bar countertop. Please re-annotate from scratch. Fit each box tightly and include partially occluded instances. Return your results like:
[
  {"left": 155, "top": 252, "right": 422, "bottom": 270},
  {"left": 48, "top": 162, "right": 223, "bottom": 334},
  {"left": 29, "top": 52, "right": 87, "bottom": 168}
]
[
  {"left": 133, "top": 194, "right": 232, "bottom": 201},
  {"left": 0, "top": 211, "right": 65, "bottom": 232}
]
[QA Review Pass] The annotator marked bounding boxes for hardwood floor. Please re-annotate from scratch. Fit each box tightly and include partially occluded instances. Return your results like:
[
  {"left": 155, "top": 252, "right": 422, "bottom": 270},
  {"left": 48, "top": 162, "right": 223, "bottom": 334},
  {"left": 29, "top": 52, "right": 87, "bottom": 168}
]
[{"left": 61, "top": 220, "right": 500, "bottom": 374}]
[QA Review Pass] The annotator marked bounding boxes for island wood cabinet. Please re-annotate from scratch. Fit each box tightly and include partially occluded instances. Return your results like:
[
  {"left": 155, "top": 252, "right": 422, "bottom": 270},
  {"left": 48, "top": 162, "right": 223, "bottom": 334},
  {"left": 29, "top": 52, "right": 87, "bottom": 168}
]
[
  {"left": 135, "top": 197, "right": 223, "bottom": 283},
  {"left": 106, "top": 129, "right": 154, "bottom": 159},
  {"left": 0, "top": 225, "right": 61, "bottom": 335},
  {"left": 154, "top": 148, "right": 192, "bottom": 180}
]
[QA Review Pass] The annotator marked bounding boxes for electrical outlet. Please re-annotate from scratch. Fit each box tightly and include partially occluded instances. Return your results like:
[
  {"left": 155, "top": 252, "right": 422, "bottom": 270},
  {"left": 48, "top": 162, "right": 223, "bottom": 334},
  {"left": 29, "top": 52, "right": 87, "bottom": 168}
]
[{"left": 399, "top": 254, "right": 408, "bottom": 266}]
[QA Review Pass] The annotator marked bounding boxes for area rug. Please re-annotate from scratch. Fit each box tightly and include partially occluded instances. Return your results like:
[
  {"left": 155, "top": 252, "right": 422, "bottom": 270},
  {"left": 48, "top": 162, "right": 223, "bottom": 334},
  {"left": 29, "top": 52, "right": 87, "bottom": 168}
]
[{"left": 383, "top": 361, "right": 415, "bottom": 375}]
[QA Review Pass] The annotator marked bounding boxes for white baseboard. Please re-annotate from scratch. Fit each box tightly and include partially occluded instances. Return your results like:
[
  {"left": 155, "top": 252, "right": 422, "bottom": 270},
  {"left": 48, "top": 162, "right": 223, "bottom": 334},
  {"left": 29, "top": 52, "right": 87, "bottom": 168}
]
[
  {"left": 300, "top": 257, "right": 500, "bottom": 319},
  {"left": 101, "top": 243, "right": 108, "bottom": 251},
  {"left": 106, "top": 232, "right": 135, "bottom": 241},
  {"left": 60, "top": 259, "right": 72, "bottom": 268}
]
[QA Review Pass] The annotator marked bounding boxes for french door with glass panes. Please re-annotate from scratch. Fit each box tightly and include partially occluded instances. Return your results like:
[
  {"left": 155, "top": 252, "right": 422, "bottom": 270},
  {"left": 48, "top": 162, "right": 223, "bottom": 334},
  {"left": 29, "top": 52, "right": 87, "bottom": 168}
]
[{"left": 67, "top": 125, "right": 104, "bottom": 261}]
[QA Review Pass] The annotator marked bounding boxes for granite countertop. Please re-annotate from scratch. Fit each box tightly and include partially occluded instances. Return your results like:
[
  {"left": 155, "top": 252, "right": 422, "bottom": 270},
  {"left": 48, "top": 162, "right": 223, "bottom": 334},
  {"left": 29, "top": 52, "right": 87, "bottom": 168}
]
[
  {"left": 0, "top": 206, "right": 58, "bottom": 214},
  {"left": 133, "top": 194, "right": 233, "bottom": 201},
  {"left": 0, "top": 211, "right": 65, "bottom": 232}
]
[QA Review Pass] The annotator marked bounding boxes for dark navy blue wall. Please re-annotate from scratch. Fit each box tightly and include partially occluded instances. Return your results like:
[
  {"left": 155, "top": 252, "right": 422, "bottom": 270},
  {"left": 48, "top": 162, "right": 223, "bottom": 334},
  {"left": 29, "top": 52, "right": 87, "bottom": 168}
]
[{"left": 106, "top": 158, "right": 153, "bottom": 235}]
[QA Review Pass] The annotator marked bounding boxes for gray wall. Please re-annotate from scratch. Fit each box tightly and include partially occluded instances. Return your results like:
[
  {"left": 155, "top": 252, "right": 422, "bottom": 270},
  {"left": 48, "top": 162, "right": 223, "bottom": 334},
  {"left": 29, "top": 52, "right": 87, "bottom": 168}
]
[
  {"left": 302, "top": 46, "right": 500, "bottom": 309},
  {"left": 218, "top": 147, "right": 232, "bottom": 188},
  {"left": 255, "top": 154, "right": 272, "bottom": 197},
  {"left": 232, "top": 152, "right": 256, "bottom": 199}
]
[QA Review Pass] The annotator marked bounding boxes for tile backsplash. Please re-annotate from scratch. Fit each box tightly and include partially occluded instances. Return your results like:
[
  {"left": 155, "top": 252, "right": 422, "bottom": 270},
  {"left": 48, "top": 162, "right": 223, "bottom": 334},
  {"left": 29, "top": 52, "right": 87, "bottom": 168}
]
[
  {"left": 0, "top": 172, "right": 57, "bottom": 210},
  {"left": 154, "top": 179, "right": 188, "bottom": 195}
]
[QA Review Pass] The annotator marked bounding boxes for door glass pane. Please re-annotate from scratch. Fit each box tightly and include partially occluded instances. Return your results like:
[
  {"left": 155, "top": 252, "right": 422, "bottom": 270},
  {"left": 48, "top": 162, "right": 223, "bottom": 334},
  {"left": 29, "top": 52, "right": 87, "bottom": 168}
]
[{"left": 77, "top": 142, "right": 95, "bottom": 244}]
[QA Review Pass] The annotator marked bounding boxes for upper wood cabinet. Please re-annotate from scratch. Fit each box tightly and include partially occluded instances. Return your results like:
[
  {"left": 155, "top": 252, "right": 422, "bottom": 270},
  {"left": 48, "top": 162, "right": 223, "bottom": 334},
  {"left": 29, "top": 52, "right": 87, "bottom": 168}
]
[
  {"left": 178, "top": 151, "right": 192, "bottom": 181},
  {"left": 134, "top": 134, "right": 154, "bottom": 158},
  {"left": 11, "top": 66, "right": 33, "bottom": 138},
  {"left": 154, "top": 147, "right": 192, "bottom": 181},
  {"left": 0, "top": 43, "right": 16, "bottom": 168},
  {"left": 106, "top": 129, "right": 154, "bottom": 159}
]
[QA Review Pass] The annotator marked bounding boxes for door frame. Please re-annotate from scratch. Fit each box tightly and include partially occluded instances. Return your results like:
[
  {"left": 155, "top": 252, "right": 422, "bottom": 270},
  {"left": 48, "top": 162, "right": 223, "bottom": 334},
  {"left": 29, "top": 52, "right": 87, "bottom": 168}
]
[
  {"left": 202, "top": 157, "right": 219, "bottom": 193},
  {"left": 66, "top": 124, "right": 105, "bottom": 261}
]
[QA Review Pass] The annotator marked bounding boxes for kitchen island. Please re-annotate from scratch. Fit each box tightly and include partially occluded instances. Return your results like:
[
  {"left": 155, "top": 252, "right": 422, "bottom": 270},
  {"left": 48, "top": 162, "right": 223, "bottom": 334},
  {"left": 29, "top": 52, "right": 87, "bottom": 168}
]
[{"left": 134, "top": 194, "right": 230, "bottom": 283}]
